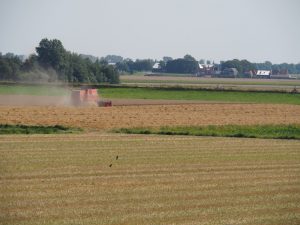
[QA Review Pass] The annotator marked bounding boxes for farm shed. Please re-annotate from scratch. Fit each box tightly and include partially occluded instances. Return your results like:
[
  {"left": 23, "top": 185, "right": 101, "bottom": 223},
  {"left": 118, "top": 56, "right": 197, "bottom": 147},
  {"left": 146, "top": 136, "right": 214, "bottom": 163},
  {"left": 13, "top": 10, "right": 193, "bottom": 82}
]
[{"left": 271, "top": 69, "right": 292, "bottom": 79}]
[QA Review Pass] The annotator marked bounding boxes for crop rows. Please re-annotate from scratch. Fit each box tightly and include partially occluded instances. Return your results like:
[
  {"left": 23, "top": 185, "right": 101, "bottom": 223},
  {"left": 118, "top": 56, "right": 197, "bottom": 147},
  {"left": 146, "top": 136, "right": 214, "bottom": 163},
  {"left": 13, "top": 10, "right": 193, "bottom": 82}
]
[
  {"left": 1, "top": 103, "right": 300, "bottom": 131},
  {"left": 1, "top": 134, "right": 299, "bottom": 225}
]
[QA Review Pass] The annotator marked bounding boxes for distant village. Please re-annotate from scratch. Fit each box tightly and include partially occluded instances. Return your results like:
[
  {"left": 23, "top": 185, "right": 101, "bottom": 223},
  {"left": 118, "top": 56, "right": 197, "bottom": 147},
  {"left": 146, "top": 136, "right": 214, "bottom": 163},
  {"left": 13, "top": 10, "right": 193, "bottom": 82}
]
[{"left": 152, "top": 62, "right": 296, "bottom": 79}]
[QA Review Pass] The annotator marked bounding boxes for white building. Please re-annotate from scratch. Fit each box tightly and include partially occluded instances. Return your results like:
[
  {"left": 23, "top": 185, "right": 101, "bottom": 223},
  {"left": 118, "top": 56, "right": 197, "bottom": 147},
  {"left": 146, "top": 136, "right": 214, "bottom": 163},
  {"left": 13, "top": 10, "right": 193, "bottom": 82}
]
[
  {"left": 152, "top": 62, "right": 160, "bottom": 70},
  {"left": 255, "top": 70, "right": 271, "bottom": 78}
]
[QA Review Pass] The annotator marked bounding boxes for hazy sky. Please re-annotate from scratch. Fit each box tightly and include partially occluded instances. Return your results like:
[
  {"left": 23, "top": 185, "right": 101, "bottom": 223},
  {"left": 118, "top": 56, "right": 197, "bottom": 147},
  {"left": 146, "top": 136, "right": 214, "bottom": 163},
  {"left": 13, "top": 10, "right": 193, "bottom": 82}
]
[{"left": 0, "top": 0, "right": 299, "bottom": 63}]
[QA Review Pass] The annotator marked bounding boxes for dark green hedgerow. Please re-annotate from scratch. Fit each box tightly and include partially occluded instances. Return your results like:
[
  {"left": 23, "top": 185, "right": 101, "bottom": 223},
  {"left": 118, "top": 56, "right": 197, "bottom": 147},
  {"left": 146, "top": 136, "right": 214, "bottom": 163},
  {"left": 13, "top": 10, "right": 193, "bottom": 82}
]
[
  {"left": 0, "top": 124, "right": 82, "bottom": 135},
  {"left": 114, "top": 124, "right": 300, "bottom": 140}
]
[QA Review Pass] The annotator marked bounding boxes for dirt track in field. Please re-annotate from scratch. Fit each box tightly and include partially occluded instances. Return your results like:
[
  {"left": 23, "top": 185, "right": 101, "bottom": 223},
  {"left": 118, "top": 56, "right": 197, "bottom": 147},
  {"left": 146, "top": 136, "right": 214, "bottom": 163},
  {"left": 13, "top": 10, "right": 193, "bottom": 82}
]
[
  {"left": 0, "top": 94, "right": 226, "bottom": 106},
  {"left": 1, "top": 103, "right": 300, "bottom": 130},
  {"left": 0, "top": 95, "right": 71, "bottom": 106}
]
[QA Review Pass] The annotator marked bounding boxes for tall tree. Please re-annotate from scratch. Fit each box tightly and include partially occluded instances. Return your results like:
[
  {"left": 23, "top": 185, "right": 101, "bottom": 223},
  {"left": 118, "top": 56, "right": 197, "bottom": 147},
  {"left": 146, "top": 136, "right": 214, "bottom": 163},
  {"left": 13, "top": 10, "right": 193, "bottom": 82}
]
[
  {"left": 104, "top": 55, "right": 123, "bottom": 63},
  {"left": 166, "top": 58, "right": 199, "bottom": 74},
  {"left": 163, "top": 56, "right": 173, "bottom": 62},
  {"left": 36, "top": 38, "right": 67, "bottom": 74},
  {"left": 0, "top": 54, "right": 22, "bottom": 80},
  {"left": 183, "top": 54, "right": 197, "bottom": 61},
  {"left": 221, "top": 59, "right": 242, "bottom": 74}
]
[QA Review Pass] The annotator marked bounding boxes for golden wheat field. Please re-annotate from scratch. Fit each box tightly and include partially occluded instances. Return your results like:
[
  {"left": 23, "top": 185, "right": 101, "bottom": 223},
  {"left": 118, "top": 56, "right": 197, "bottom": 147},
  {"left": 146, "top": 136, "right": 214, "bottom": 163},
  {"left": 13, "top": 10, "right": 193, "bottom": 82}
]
[
  {"left": 0, "top": 133, "right": 300, "bottom": 225},
  {"left": 1, "top": 103, "right": 300, "bottom": 224},
  {"left": 1, "top": 103, "right": 300, "bottom": 130}
]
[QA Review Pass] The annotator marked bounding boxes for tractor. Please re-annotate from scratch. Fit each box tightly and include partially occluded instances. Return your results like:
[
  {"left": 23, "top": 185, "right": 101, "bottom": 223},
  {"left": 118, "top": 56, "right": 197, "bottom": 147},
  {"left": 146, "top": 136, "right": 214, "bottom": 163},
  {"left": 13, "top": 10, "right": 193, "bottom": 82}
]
[{"left": 71, "top": 88, "right": 112, "bottom": 107}]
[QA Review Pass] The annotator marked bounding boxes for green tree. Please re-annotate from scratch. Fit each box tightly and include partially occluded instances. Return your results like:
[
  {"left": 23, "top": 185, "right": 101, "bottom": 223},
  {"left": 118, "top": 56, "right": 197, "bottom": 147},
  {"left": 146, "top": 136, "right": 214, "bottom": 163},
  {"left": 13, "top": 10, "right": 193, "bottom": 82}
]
[
  {"left": 166, "top": 58, "right": 199, "bottom": 74},
  {"left": 21, "top": 54, "right": 39, "bottom": 72},
  {"left": 102, "top": 65, "right": 119, "bottom": 84},
  {"left": 104, "top": 55, "right": 123, "bottom": 63},
  {"left": 35, "top": 38, "right": 119, "bottom": 84},
  {"left": 221, "top": 59, "right": 242, "bottom": 73},
  {"left": 158, "top": 60, "right": 166, "bottom": 69},
  {"left": 133, "top": 59, "right": 154, "bottom": 71},
  {"left": 221, "top": 59, "right": 255, "bottom": 77},
  {"left": 163, "top": 56, "right": 173, "bottom": 62},
  {"left": 116, "top": 61, "right": 130, "bottom": 73},
  {"left": 0, "top": 54, "right": 22, "bottom": 81},
  {"left": 36, "top": 38, "right": 67, "bottom": 74},
  {"left": 264, "top": 61, "right": 272, "bottom": 70},
  {"left": 240, "top": 59, "right": 255, "bottom": 72},
  {"left": 0, "top": 59, "right": 12, "bottom": 80},
  {"left": 183, "top": 54, "right": 197, "bottom": 61}
]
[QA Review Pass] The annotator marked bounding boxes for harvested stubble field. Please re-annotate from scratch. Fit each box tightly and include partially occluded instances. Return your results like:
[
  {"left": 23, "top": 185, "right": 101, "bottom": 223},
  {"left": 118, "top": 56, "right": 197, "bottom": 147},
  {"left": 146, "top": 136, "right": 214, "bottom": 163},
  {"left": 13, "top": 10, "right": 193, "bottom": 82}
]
[
  {"left": 1, "top": 89, "right": 300, "bottom": 224},
  {"left": 0, "top": 133, "right": 300, "bottom": 225},
  {"left": 0, "top": 103, "right": 300, "bottom": 131},
  {"left": 121, "top": 75, "right": 300, "bottom": 86},
  {"left": 120, "top": 75, "right": 300, "bottom": 92}
]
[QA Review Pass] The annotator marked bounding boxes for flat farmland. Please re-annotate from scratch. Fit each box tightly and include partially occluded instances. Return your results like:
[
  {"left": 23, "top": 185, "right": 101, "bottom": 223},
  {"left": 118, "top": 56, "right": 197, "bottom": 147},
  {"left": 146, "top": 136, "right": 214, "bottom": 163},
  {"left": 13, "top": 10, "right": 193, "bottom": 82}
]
[
  {"left": 1, "top": 85, "right": 300, "bottom": 225},
  {"left": 121, "top": 75, "right": 300, "bottom": 86},
  {"left": 120, "top": 75, "right": 300, "bottom": 92},
  {"left": 1, "top": 133, "right": 300, "bottom": 225},
  {"left": 1, "top": 103, "right": 300, "bottom": 130}
]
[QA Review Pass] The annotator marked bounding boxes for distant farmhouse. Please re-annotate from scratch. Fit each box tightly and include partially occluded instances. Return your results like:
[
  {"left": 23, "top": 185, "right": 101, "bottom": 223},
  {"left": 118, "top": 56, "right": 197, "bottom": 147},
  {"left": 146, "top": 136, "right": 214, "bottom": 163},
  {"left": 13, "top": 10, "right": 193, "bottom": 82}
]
[
  {"left": 198, "top": 64, "right": 241, "bottom": 78},
  {"left": 198, "top": 63, "right": 219, "bottom": 76},
  {"left": 152, "top": 62, "right": 160, "bottom": 71},
  {"left": 151, "top": 60, "right": 295, "bottom": 79},
  {"left": 253, "top": 69, "right": 293, "bottom": 79}
]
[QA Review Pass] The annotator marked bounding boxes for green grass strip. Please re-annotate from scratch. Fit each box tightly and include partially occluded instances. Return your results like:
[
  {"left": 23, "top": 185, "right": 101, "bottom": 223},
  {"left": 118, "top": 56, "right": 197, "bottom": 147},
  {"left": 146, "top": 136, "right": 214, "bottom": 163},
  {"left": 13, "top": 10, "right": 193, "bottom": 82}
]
[
  {"left": 0, "top": 124, "right": 82, "bottom": 135},
  {"left": 0, "top": 85, "right": 69, "bottom": 96},
  {"left": 100, "top": 87, "right": 300, "bottom": 105},
  {"left": 114, "top": 124, "right": 300, "bottom": 140}
]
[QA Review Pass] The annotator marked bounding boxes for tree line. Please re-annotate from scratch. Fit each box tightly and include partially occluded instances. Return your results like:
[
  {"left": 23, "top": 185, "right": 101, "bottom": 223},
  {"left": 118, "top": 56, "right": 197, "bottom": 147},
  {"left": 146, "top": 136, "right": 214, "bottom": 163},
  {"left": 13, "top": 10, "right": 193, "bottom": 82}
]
[
  {"left": 114, "top": 54, "right": 300, "bottom": 76},
  {"left": 220, "top": 59, "right": 300, "bottom": 76},
  {"left": 0, "top": 38, "right": 119, "bottom": 83},
  {"left": 1, "top": 38, "right": 300, "bottom": 82},
  {"left": 114, "top": 54, "right": 200, "bottom": 74},
  {"left": 116, "top": 59, "right": 154, "bottom": 74}
]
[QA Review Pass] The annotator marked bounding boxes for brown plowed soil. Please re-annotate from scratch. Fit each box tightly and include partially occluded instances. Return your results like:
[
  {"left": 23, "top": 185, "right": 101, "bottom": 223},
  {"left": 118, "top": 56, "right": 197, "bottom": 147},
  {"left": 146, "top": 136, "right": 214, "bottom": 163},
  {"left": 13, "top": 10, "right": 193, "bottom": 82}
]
[{"left": 1, "top": 103, "right": 299, "bottom": 130}]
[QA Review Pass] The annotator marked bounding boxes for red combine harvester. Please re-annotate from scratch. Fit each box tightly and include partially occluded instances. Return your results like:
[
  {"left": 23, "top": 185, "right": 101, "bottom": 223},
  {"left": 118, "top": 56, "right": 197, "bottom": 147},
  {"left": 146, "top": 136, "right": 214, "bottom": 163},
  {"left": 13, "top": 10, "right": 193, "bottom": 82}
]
[{"left": 71, "top": 88, "right": 112, "bottom": 107}]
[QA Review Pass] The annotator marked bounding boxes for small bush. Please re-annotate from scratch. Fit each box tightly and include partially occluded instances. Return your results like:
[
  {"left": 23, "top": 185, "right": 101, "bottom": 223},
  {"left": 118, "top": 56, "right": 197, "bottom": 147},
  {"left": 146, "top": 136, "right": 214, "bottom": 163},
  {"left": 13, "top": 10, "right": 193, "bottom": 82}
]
[{"left": 0, "top": 124, "right": 81, "bottom": 135}]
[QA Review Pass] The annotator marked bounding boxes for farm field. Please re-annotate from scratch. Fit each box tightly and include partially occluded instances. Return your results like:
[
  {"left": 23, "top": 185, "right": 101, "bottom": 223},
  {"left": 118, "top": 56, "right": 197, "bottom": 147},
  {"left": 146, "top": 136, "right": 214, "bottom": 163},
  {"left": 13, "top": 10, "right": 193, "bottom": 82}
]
[
  {"left": 1, "top": 84, "right": 300, "bottom": 105},
  {"left": 121, "top": 75, "right": 300, "bottom": 85},
  {"left": 1, "top": 104, "right": 300, "bottom": 131},
  {"left": 1, "top": 133, "right": 300, "bottom": 225},
  {"left": 1, "top": 84, "right": 300, "bottom": 225},
  {"left": 1, "top": 89, "right": 300, "bottom": 106},
  {"left": 100, "top": 87, "right": 300, "bottom": 105}
]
